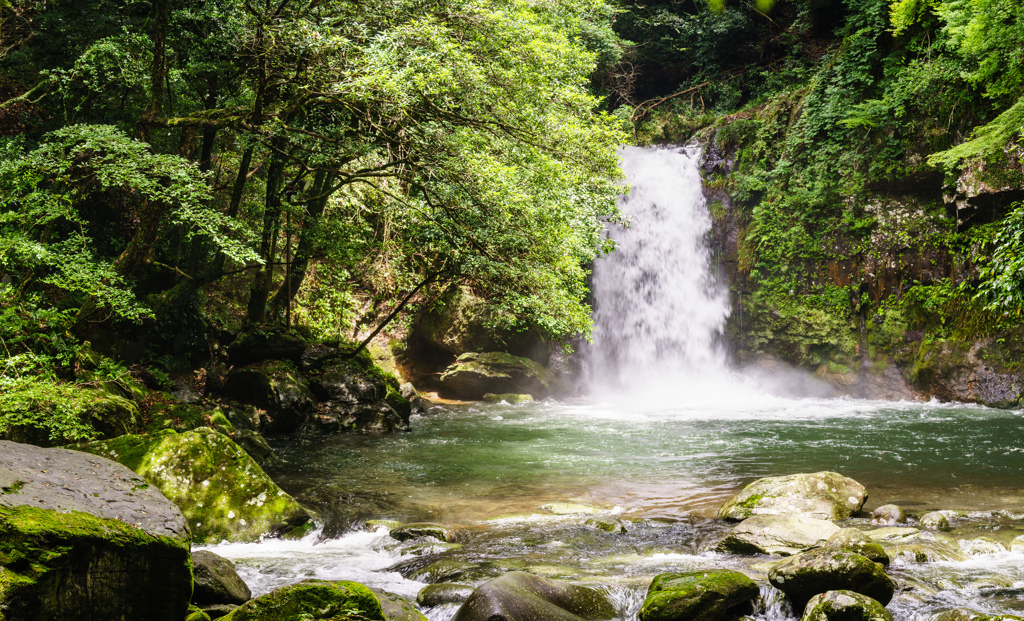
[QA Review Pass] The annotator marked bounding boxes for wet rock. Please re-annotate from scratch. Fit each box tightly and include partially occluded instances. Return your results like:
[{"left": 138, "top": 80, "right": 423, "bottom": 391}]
[
  {"left": 418, "top": 584, "right": 475, "bottom": 607},
  {"left": 312, "top": 401, "right": 409, "bottom": 434},
  {"left": 186, "top": 605, "right": 213, "bottom": 621},
  {"left": 483, "top": 393, "right": 535, "bottom": 404},
  {"left": 958, "top": 536, "right": 1007, "bottom": 556},
  {"left": 371, "top": 588, "right": 429, "bottom": 621},
  {"left": 865, "top": 526, "right": 921, "bottom": 542},
  {"left": 439, "top": 352, "right": 556, "bottom": 400},
  {"left": 409, "top": 560, "right": 479, "bottom": 583},
  {"left": 883, "top": 536, "right": 964, "bottom": 563},
  {"left": 74, "top": 428, "right": 311, "bottom": 543},
  {"left": 452, "top": 572, "right": 615, "bottom": 621},
  {"left": 585, "top": 517, "right": 628, "bottom": 534},
  {"left": 768, "top": 548, "right": 894, "bottom": 611},
  {"left": 542, "top": 502, "right": 604, "bottom": 515},
  {"left": 919, "top": 511, "right": 951, "bottom": 531},
  {"left": 717, "top": 515, "right": 840, "bottom": 556},
  {"left": 224, "top": 360, "right": 316, "bottom": 433},
  {"left": 193, "top": 550, "right": 252, "bottom": 606},
  {"left": 800, "top": 590, "right": 893, "bottom": 621},
  {"left": 907, "top": 337, "right": 1024, "bottom": 408},
  {"left": 230, "top": 428, "right": 281, "bottom": 468},
  {"left": 825, "top": 528, "right": 890, "bottom": 566},
  {"left": 1010, "top": 535, "right": 1024, "bottom": 552},
  {"left": 219, "top": 579, "right": 385, "bottom": 620},
  {"left": 717, "top": 471, "right": 867, "bottom": 521},
  {"left": 0, "top": 505, "right": 192, "bottom": 621},
  {"left": 389, "top": 522, "right": 459, "bottom": 542},
  {"left": 0, "top": 439, "right": 189, "bottom": 539},
  {"left": 932, "top": 609, "right": 1024, "bottom": 621},
  {"left": 871, "top": 504, "right": 906, "bottom": 524},
  {"left": 638, "top": 569, "right": 759, "bottom": 621},
  {"left": 201, "top": 604, "right": 237, "bottom": 619}
]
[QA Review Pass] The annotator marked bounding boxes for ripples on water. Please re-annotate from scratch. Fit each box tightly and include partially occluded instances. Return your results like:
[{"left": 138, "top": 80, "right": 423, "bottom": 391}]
[{"left": 199, "top": 396, "right": 1024, "bottom": 620}]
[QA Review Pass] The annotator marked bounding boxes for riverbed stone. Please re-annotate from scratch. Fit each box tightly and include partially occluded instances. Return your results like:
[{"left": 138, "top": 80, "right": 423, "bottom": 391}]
[
  {"left": 825, "top": 528, "right": 890, "bottom": 566},
  {"left": 74, "top": 428, "right": 312, "bottom": 543},
  {"left": 717, "top": 471, "right": 867, "bottom": 521},
  {"left": 871, "top": 504, "right": 906, "bottom": 524},
  {"left": 452, "top": 571, "right": 615, "bottom": 621},
  {"left": 418, "top": 583, "right": 476, "bottom": 607},
  {"left": 371, "top": 588, "right": 429, "bottom": 621},
  {"left": 224, "top": 360, "right": 316, "bottom": 433},
  {"left": 768, "top": 548, "right": 894, "bottom": 612},
  {"left": 638, "top": 569, "right": 759, "bottom": 621},
  {"left": 958, "top": 536, "right": 1006, "bottom": 556},
  {"left": 219, "top": 579, "right": 386, "bottom": 621},
  {"left": 800, "top": 591, "right": 893, "bottom": 621},
  {"left": 884, "top": 539, "right": 964, "bottom": 563},
  {"left": 865, "top": 527, "right": 920, "bottom": 542},
  {"left": 192, "top": 550, "right": 252, "bottom": 606},
  {"left": 919, "top": 511, "right": 951, "bottom": 531},
  {"left": 585, "top": 517, "right": 628, "bottom": 533},
  {"left": 932, "top": 610, "right": 1024, "bottom": 621},
  {"left": 717, "top": 515, "right": 841, "bottom": 555},
  {"left": 439, "top": 352, "right": 556, "bottom": 400},
  {"left": 0, "top": 504, "right": 192, "bottom": 621},
  {"left": 390, "top": 522, "right": 459, "bottom": 542}
]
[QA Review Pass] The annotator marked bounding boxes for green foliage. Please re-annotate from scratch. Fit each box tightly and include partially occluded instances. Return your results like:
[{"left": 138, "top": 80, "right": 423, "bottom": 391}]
[{"left": 980, "top": 201, "right": 1024, "bottom": 315}]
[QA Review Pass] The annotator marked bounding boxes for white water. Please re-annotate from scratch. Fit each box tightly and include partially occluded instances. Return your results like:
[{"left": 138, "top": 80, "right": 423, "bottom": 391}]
[{"left": 589, "top": 146, "right": 731, "bottom": 395}]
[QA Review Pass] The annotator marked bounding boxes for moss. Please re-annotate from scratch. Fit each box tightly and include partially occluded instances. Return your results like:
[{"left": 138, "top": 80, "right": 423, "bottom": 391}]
[
  {"left": 220, "top": 580, "right": 386, "bottom": 621},
  {"left": 640, "top": 570, "right": 758, "bottom": 621}
]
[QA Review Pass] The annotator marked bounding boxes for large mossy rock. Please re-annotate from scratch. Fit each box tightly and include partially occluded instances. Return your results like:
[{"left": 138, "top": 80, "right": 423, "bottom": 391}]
[
  {"left": 800, "top": 591, "right": 893, "bottom": 621},
  {"left": 932, "top": 609, "right": 1024, "bottom": 621},
  {"left": 192, "top": 550, "right": 251, "bottom": 607},
  {"left": 824, "top": 529, "right": 890, "bottom": 566},
  {"left": 439, "top": 352, "right": 556, "bottom": 400},
  {"left": 220, "top": 579, "right": 386, "bottom": 621},
  {"left": 224, "top": 360, "right": 316, "bottom": 433},
  {"left": 74, "top": 428, "right": 311, "bottom": 543},
  {"left": 307, "top": 359, "right": 411, "bottom": 434},
  {"left": 717, "top": 471, "right": 867, "bottom": 521},
  {"left": 371, "top": 587, "right": 430, "bottom": 621},
  {"left": 638, "top": 569, "right": 759, "bottom": 621},
  {"left": 768, "top": 548, "right": 894, "bottom": 612},
  {"left": 717, "top": 515, "right": 840, "bottom": 556},
  {"left": 452, "top": 571, "right": 616, "bottom": 621},
  {"left": 0, "top": 505, "right": 193, "bottom": 621}
]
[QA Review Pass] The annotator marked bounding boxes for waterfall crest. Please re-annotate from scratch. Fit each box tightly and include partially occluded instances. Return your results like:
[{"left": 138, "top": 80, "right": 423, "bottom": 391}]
[{"left": 589, "top": 146, "right": 730, "bottom": 393}]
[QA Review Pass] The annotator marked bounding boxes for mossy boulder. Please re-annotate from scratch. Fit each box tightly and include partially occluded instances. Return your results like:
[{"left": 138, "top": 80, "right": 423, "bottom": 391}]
[
  {"left": 220, "top": 579, "right": 386, "bottom": 621},
  {"left": 74, "top": 428, "right": 311, "bottom": 543},
  {"left": 717, "top": 515, "right": 840, "bottom": 556},
  {"left": 439, "top": 352, "right": 555, "bottom": 400},
  {"left": 768, "top": 548, "right": 894, "bottom": 612},
  {"left": 932, "top": 609, "right": 1024, "bottom": 621},
  {"left": 371, "top": 588, "right": 429, "bottom": 621},
  {"left": 824, "top": 529, "right": 889, "bottom": 566},
  {"left": 192, "top": 550, "right": 251, "bottom": 606},
  {"left": 800, "top": 591, "right": 893, "bottom": 621},
  {"left": 717, "top": 471, "right": 867, "bottom": 521},
  {"left": 638, "top": 569, "right": 759, "bottom": 621},
  {"left": 919, "top": 511, "right": 951, "bottom": 532},
  {"left": 142, "top": 401, "right": 206, "bottom": 434},
  {"left": 452, "top": 571, "right": 615, "bottom": 621},
  {"left": 0, "top": 505, "right": 192, "bottom": 621},
  {"left": 224, "top": 360, "right": 316, "bottom": 433}
]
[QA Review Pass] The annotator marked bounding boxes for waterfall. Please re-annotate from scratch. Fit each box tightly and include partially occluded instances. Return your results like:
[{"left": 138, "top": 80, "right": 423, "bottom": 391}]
[{"left": 589, "top": 146, "right": 731, "bottom": 393}]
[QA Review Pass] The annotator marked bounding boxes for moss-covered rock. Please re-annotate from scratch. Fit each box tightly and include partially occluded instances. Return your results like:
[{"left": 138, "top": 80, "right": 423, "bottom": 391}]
[
  {"left": 74, "top": 428, "right": 311, "bottom": 543},
  {"left": 768, "top": 548, "right": 894, "bottom": 612},
  {"left": 0, "top": 505, "right": 192, "bottom": 621},
  {"left": 919, "top": 511, "right": 951, "bottom": 532},
  {"left": 824, "top": 529, "right": 889, "bottom": 566},
  {"left": 717, "top": 515, "right": 840, "bottom": 556},
  {"left": 800, "top": 590, "right": 893, "bottom": 621},
  {"left": 717, "top": 471, "right": 867, "bottom": 521},
  {"left": 220, "top": 579, "right": 385, "bottom": 621},
  {"left": 224, "top": 360, "right": 316, "bottom": 433},
  {"left": 932, "top": 609, "right": 1024, "bottom": 621},
  {"left": 142, "top": 401, "right": 206, "bottom": 434},
  {"left": 638, "top": 569, "right": 759, "bottom": 621},
  {"left": 439, "top": 352, "right": 556, "bottom": 400},
  {"left": 452, "top": 571, "right": 615, "bottom": 621},
  {"left": 371, "top": 587, "right": 429, "bottom": 621},
  {"left": 906, "top": 337, "right": 1024, "bottom": 408}
]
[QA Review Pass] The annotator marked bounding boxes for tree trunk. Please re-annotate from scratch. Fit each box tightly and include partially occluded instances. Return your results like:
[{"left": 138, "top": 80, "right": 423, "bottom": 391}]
[
  {"left": 246, "top": 137, "right": 287, "bottom": 325},
  {"left": 269, "top": 170, "right": 333, "bottom": 316}
]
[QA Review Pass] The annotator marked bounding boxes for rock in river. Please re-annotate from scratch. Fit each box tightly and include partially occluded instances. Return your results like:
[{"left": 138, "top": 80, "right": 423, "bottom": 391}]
[
  {"left": 74, "top": 428, "right": 312, "bottom": 543},
  {"left": 0, "top": 440, "right": 192, "bottom": 621},
  {"left": 768, "top": 548, "right": 894, "bottom": 612},
  {"left": 219, "top": 579, "right": 387, "bottom": 620},
  {"left": 452, "top": 571, "right": 615, "bottom": 621},
  {"left": 638, "top": 569, "right": 759, "bottom": 621},
  {"left": 800, "top": 590, "right": 893, "bottom": 621},
  {"left": 717, "top": 515, "right": 840, "bottom": 556},
  {"left": 192, "top": 550, "right": 252, "bottom": 607},
  {"left": 439, "top": 352, "right": 556, "bottom": 401},
  {"left": 717, "top": 471, "right": 867, "bottom": 521}
]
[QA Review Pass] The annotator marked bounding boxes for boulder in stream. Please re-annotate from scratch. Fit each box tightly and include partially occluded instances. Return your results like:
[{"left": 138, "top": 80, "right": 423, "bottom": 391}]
[
  {"left": 192, "top": 550, "right": 252, "bottom": 607},
  {"left": 218, "top": 579, "right": 386, "bottom": 621},
  {"left": 871, "top": 504, "right": 906, "bottom": 524},
  {"left": 931, "top": 609, "right": 1024, "bottom": 621},
  {"left": 452, "top": 571, "right": 616, "bottom": 621},
  {"left": 717, "top": 471, "right": 867, "bottom": 521},
  {"left": 439, "top": 352, "right": 556, "bottom": 400},
  {"left": 825, "top": 528, "right": 890, "bottom": 566},
  {"left": 0, "top": 440, "right": 192, "bottom": 621},
  {"left": 224, "top": 360, "right": 316, "bottom": 433},
  {"left": 919, "top": 511, "right": 951, "bottom": 532},
  {"left": 768, "top": 548, "right": 894, "bottom": 612},
  {"left": 717, "top": 515, "right": 840, "bottom": 556},
  {"left": 800, "top": 590, "right": 893, "bottom": 621},
  {"left": 74, "top": 428, "right": 312, "bottom": 543},
  {"left": 638, "top": 569, "right": 759, "bottom": 621}
]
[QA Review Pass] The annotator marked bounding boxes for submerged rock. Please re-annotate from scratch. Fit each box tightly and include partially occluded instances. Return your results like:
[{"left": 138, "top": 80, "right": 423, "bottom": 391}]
[
  {"left": 219, "top": 579, "right": 386, "bottom": 621},
  {"left": 717, "top": 471, "right": 867, "bottom": 521},
  {"left": 192, "top": 550, "right": 252, "bottom": 607},
  {"left": 958, "top": 536, "right": 1007, "bottom": 556},
  {"left": 800, "top": 590, "right": 893, "bottom": 621},
  {"left": 717, "top": 515, "right": 840, "bottom": 556},
  {"left": 74, "top": 428, "right": 311, "bottom": 543},
  {"left": 768, "top": 548, "right": 894, "bottom": 611},
  {"left": 871, "top": 504, "right": 906, "bottom": 525},
  {"left": 452, "top": 572, "right": 615, "bottom": 621},
  {"left": 439, "top": 352, "right": 556, "bottom": 400},
  {"left": 638, "top": 569, "right": 759, "bottom": 621},
  {"left": 0, "top": 504, "right": 192, "bottom": 621}
]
